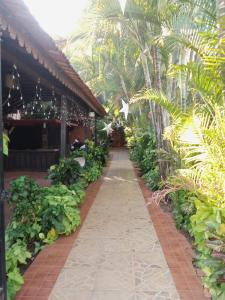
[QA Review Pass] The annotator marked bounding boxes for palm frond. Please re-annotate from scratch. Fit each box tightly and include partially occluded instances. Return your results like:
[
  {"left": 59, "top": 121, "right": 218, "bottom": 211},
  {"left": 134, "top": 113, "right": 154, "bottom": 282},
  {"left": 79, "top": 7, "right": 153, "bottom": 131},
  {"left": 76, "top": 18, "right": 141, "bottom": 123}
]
[{"left": 132, "top": 88, "right": 186, "bottom": 120}]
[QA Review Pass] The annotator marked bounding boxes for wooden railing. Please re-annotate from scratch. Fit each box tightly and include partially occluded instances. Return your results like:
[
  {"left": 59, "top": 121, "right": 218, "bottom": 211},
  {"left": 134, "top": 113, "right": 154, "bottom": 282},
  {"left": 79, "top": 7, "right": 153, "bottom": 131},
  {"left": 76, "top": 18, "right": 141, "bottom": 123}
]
[{"left": 4, "top": 149, "right": 60, "bottom": 171}]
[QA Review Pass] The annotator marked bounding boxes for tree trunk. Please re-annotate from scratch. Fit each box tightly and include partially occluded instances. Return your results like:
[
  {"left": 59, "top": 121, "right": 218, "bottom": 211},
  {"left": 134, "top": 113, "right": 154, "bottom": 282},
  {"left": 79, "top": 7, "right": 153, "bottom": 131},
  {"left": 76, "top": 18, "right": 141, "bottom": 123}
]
[
  {"left": 140, "top": 52, "right": 157, "bottom": 131},
  {"left": 151, "top": 45, "right": 168, "bottom": 179},
  {"left": 217, "top": 0, "right": 225, "bottom": 37},
  {"left": 119, "top": 73, "right": 130, "bottom": 101},
  {"left": 151, "top": 46, "right": 164, "bottom": 144}
]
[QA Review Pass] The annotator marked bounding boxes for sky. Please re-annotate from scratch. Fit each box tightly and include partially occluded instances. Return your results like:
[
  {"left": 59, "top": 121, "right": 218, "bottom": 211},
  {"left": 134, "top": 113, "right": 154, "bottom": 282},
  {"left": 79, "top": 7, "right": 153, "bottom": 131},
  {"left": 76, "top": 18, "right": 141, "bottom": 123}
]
[{"left": 23, "top": 0, "right": 90, "bottom": 37}]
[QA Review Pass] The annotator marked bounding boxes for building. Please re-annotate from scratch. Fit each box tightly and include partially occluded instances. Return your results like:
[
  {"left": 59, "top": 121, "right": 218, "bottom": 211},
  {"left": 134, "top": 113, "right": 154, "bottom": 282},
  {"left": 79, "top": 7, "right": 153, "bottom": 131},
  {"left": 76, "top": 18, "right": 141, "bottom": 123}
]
[{"left": 0, "top": 0, "right": 105, "bottom": 171}]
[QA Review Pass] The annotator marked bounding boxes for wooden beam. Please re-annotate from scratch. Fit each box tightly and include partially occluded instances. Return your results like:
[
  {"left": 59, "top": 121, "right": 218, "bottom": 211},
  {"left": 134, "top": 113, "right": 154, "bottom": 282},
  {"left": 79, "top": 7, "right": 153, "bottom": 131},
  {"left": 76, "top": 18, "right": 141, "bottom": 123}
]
[
  {"left": 2, "top": 47, "right": 66, "bottom": 97},
  {"left": 60, "top": 95, "right": 67, "bottom": 158},
  {"left": 0, "top": 31, "right": 7, "bottom": 300}
]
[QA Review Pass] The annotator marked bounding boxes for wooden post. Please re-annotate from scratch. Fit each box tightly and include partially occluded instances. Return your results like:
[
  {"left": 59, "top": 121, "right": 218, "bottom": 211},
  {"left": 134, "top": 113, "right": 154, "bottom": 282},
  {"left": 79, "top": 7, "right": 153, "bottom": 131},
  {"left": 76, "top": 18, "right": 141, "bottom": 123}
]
[
  {"left": 60, "top": 96, "right": 67, "bottom": 158},
  {"left": 94, "top": 116, "right": 97, "bottom": 145},
  {"left": 0, "top": 32, "right": 7, "bottom": 300}
]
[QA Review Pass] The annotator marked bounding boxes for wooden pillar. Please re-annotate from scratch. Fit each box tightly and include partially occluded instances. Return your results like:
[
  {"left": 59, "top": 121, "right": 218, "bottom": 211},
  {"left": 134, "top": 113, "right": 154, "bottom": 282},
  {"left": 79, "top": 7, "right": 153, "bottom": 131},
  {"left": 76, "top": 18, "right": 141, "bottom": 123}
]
[
  {"left": 42, "top": 122, "right": 48, "bottom": 149},
  {"left": 60, "top": 95, "right": 67, "bottom": 158},
  {"left": 94, "top": 116, "right": 97, "bottom": 145},
  {"left": 0, "top": 32, "right": 7, "bottom": 300}
]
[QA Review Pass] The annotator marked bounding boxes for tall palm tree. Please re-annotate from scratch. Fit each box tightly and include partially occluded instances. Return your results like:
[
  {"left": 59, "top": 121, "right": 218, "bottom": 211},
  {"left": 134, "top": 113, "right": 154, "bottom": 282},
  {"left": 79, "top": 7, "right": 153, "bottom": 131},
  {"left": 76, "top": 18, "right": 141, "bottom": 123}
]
[{"left": 217, "top": 0, "right": 225, "bottom": 36}]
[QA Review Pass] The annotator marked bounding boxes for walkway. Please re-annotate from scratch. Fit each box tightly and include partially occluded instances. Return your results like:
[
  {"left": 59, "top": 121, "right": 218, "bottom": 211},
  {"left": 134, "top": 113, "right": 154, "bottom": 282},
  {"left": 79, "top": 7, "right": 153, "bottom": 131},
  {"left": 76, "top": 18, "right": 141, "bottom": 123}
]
[{"left": 49, "top": 150, "right": 180, "bottom": 300}]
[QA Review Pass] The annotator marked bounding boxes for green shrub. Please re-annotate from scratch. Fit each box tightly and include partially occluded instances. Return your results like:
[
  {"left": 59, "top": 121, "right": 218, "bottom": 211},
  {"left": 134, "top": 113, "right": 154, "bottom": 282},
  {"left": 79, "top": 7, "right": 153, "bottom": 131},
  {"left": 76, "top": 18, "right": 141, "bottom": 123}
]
[
  {"left": 130, "top": 131, "right": 160, "bottom": 190},
  {"left": 7, "top": 177, "right": 42, "bottom": 247},
  {"left": 85, "top": 140, "right": 107, "bottom": 167},
  {"left": 169, "top": 190, "right": 225, "bottom": 298},
  {"left": 69, "top": 179, "right": 87, "bottom": 202},
  {"left": 5, "top": 139, "right": 107, "bottom": 299},
  {"left": 6, "top": 221, "right": 42, "bottom": 248},
  {"left": 190, "top": 200, "right": 225, "bottom": 298},
  {"left": 169, "top": 190, "right": 196, "bottom": 233},
  {"left": 82, "top": 162, "right": 102, "bottom": 183},
  {"left": 5, "top": 180, "right": 82, "bottom": 298},
  {"left": 8, "top": 176, "right": 41, "bottom": 223},
  {"left": 48, "top": 157, "right": 81, "bottom": 185},
  {"left": 40, "top": 184, "right": 81, "bottom": 235},
  {"left": 143, "top": 166, "right": 160, "bottom": 191},
  {"left": 6, "top": 240, "right": 31, "bottom": 300}
]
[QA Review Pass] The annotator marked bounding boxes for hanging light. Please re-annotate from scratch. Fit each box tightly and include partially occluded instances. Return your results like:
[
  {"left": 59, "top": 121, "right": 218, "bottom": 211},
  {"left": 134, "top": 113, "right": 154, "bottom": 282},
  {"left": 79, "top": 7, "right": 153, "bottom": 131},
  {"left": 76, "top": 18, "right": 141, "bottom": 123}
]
[
  {"left": 4, "top": 64, "right": 24, "bottom": 111},
  {"left": 89, "top": 111, "right": 95, "bottom": 118}
]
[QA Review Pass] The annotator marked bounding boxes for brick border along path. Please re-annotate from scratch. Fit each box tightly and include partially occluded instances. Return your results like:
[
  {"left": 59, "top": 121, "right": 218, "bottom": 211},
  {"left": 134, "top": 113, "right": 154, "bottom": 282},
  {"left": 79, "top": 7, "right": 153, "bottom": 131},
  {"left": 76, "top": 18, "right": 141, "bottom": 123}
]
[
  {"left": 16, "top": 149, "right": 209, "bottom": 299},
  {"left": 49, "top": 149, "right": 179, "bottom": 300},
  {"left": 15, "top": 161, "right": 108, "bottom": 300},
  {"left": 136, "top": 168, "right": 210, "bottom": 300}
]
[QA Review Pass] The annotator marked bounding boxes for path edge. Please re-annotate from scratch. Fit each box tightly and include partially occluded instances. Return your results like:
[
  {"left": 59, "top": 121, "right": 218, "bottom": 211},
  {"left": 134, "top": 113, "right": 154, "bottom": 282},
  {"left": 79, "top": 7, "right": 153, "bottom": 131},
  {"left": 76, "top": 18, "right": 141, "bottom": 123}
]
[
  {"left": 133, "top": 164, "right": 210, "bottom": 300},
  {"left": 15, "top": 156, "right": 112, "bottom": 300}
]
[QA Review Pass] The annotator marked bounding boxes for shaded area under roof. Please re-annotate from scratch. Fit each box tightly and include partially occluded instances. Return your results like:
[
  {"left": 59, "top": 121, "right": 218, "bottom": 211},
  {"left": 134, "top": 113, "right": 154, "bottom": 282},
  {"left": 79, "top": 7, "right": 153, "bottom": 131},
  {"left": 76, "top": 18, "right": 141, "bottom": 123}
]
[{"left": 0, "top": 0, "right": 106, "bottom": 116}]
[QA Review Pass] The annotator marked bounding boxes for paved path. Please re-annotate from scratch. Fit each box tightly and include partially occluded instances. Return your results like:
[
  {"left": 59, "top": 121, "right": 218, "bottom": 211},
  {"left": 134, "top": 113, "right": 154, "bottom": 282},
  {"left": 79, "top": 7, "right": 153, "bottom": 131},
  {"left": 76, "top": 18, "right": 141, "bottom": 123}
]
[{"left": 49, "top": 150, "right": 180, "bottom": 300}]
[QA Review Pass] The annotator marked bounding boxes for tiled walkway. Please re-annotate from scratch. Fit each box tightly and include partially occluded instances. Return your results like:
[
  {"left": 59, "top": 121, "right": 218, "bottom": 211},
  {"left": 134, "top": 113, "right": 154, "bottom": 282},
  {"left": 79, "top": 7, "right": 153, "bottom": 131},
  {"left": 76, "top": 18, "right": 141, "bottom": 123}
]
[{"left": 49, "top": 150, "right": 180, "bottom": 300}]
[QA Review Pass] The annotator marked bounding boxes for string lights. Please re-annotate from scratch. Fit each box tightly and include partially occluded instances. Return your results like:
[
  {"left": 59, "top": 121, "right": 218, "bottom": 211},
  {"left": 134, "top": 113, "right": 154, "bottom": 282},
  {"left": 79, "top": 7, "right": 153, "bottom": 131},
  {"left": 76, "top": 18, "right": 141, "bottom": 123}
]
[
  {"left": 4, "top": 65, "right": 93, "bottom": 126},
  {"left": 4, "top": 64, "right": 24, "bottom": 110}
]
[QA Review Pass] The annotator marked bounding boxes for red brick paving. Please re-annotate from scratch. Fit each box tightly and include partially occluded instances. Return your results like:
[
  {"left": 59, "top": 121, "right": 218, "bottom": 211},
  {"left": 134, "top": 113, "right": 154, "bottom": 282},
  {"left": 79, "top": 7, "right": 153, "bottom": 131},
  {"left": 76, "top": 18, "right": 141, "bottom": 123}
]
[
  {"left": 15, "top": 160, "right": 111, "bottom": 300},
  {"left": 135, "top": 167, "right": 211, "bottom": 300}
]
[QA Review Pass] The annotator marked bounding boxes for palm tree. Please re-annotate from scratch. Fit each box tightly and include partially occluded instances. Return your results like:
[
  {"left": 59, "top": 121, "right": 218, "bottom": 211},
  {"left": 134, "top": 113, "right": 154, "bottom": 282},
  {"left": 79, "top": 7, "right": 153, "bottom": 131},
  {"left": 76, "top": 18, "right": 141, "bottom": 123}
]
[{"left": 217, "top": 0, "right": 225, "bottom": 36}]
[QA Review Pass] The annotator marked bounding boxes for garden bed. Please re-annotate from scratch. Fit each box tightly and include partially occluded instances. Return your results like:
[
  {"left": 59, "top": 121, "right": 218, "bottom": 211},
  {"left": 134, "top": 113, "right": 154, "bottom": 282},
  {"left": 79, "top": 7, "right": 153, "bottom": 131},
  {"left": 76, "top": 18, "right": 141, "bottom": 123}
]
[
  {"left": 15, "top": 157, "right": 111, "bottom": 300},
  {"left": 5, "top": 140, "right": 109, "bottom": 300},
  {"left": 134, "top": 165, "right": 210, "bottom": 300}
]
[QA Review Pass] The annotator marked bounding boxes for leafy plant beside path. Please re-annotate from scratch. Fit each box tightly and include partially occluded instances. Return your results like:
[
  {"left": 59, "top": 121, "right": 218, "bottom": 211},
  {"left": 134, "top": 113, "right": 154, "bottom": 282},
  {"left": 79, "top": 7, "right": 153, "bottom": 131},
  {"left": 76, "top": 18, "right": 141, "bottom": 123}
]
[
  {"left": 5, "top": 141, "right": 108, "bottom": 299},
  {"left": 59, "top": 0, "right": 225, "bottom": 297},
  {"left": 128, "top": 129, "right": 160, "bottom": 191}
]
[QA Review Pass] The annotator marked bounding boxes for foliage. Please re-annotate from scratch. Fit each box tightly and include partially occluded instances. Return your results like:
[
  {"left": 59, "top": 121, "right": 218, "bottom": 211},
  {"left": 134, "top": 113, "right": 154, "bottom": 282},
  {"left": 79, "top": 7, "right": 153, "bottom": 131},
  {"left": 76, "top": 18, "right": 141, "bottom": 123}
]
[
  {"left": 129, "top": 130, "right": 160, "bottom": 191},
  {"left": 85, "top": 140, "right": 107, "bottom": 167},
  {"left": 6, "top": 240, "right": 31, "bottom": 300},
  {"left": 6, "top": 221, "right": 42, "bottom": 248},
  {"left": 190, "top": 200, "right": 225, "bottom": 298},
  {"left": 82, "top": 162, "right": 102, "bottom": 183},
  {"left": 170, "top": 190, "right": 196, "bottom": 233},
  {"left": 8, "top": 176, "right": 41, "bottom": 223},
  {"left": 69, "top": 179, "right": 87, "bottom": 203},
  {"left": 48, "top": 157, "right": 81, "bottom": 185},
  {"left": 3, "top": 133, "right": 10, "bottom": 156},
  {"left": 142, "top": 167, "right": 160, "bottom": 192},
  {"left": 70, "top": 140, "right": 107, "bottom": 183},
  {"left": 40, "top": 185, "right": 81, "bottom": 235},
  {"left": 5, "top": 139, "right": 107, "bottom": 299},
  {"left": 61, "top": 0, "right": 225, "bottom": 297},
  {"left": 7, "top": 177, "right": 42, "bottom": 247}
]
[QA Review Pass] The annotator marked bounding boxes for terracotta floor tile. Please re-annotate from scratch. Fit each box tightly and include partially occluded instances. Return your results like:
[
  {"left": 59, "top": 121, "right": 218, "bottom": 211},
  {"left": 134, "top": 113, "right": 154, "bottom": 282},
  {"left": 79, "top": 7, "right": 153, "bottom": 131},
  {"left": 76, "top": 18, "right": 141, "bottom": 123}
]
[
  {"left": 22, "top": 287, "right": 39, "bottom": 297},
  {"left": 23, "top": 280, "right": 42, "bottom": 289},
  {"left": 41, "top": 280, "right": 56, "bottom": 289},
  {"left": 17, "top": 297, "right": 36, "bottom": 300},
  {"left": 178, "top": 290, "right": 194, "bottom": 300},
  {"left": 36, "top": 288, "right": 52, "bottom": 297},
  {"left": 172, "top": 274, "right": 190, "bottom": 290}
]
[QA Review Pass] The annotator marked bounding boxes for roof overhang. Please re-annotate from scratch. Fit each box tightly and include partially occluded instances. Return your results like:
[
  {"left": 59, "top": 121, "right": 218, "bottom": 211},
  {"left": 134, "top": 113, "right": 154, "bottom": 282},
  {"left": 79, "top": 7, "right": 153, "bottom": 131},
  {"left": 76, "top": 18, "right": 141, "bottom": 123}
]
[{"left": 0, "top": 0, "right": 106, "bottom": 117}]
